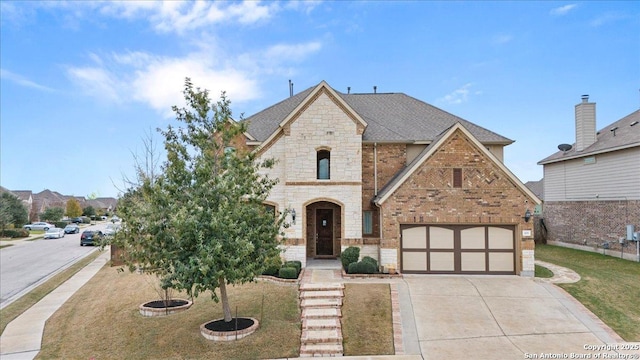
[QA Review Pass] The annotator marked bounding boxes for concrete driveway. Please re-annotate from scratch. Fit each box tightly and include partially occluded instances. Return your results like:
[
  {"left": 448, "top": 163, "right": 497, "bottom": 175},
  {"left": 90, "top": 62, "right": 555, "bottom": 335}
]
[{"left": 401, "top": 275, "right": 637, "bottom": 359}]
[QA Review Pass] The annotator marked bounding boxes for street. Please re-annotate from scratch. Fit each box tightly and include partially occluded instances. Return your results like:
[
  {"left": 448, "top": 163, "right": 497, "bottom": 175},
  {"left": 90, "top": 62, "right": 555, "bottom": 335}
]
[{"left": 0, "top": 222, "right": 108, "bottom": 309}]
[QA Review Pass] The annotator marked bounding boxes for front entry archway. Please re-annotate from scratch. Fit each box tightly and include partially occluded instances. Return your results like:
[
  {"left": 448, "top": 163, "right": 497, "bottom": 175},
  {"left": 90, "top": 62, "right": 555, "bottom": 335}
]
[{"left": 305, "top": 200, "right": 342, "bottom": 259}]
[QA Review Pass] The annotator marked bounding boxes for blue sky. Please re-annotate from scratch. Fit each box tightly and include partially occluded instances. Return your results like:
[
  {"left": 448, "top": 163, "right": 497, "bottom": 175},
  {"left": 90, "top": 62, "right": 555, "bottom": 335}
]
[{"left": 1, "top": 1, "right": 638, "bottom": 199}]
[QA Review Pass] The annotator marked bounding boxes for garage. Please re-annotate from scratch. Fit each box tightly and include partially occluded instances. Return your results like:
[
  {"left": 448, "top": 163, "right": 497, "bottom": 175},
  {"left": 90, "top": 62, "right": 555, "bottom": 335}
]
[{"left": 400, "top": 224, "right": 516, "bottom": 275}]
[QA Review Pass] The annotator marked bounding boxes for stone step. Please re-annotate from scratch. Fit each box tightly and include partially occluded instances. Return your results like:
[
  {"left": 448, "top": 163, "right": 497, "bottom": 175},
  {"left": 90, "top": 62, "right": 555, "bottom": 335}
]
[
  {"left": 303, "top": 317, "right": 341, "bottom": 330},
  {"left": 300, "top": 343, "right": 343, "bottom": 357},
  {"left": 300, "top": 290, "right": 343, "bottom": 299},
  {"left": 302, "top": 307, "right": 342, "bottom": 319},
  {"left": 301, "top": 297, "right": 342, "bottom": 308},
  {"left": 299, "top": 283, "right": 344, "bottom": 292},
  {"left": 301, "top": 328, "right": 342, "bottom": 344}
]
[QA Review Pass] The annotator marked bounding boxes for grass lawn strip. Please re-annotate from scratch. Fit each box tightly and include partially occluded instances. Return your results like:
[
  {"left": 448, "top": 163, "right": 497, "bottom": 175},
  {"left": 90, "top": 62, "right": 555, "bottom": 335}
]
[
  {"left": 0, "top": 250, "right": 102, "bottom": 335},
  {"left": 535, "top": 244, "right": 640, "bottom": 341},
  {"left": 535, "top": 264, "right": 554, "bottom": 278},
  {"left": 341, "top": 283, "right": 394, "bottom": 356},
  {"left": 36, "top": 266, "right": 301, "bottom": 360}
]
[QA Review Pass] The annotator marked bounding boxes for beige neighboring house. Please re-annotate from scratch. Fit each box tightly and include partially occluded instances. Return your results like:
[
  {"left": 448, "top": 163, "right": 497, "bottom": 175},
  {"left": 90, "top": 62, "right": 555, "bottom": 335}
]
[
  {"left": 242, "top": 81, "right": 540, "bottom": 276},
  {"left": 538, "top": 96, "right": 640, "bottom": 257}
]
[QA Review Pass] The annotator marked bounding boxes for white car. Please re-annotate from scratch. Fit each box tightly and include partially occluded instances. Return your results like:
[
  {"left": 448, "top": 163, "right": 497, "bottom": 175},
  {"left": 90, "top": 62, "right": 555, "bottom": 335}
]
[
  {"left": 104, "top": 223, "right": 121, "bottom": 237},
  {"left": 44, "top": 227, "right": 65, "bottom": 239},
  {"left": 23, "top": 222, "right": 56, "bottom": 231}
]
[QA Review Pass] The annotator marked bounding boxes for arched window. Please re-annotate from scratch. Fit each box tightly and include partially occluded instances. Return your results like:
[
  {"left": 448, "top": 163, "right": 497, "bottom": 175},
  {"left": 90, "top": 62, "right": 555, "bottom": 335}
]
[{"left": 317, "top": 150, "right": 330, "bottom": 180}]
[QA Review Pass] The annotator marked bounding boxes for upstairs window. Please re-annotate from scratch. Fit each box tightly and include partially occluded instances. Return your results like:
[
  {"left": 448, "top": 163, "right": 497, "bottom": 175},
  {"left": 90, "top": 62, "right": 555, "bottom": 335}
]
[{"left": 317, "top": 150, "right": 330, "bottom": 180}]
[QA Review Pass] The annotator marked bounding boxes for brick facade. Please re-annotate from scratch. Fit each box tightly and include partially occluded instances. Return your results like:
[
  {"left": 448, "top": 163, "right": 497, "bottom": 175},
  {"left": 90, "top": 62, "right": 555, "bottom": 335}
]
[
  {"left": 378, "top": 130, "right": 537, "bottom": 274},
  {"left": 543, "top": 200, "right": 640, "bottom": 256}
]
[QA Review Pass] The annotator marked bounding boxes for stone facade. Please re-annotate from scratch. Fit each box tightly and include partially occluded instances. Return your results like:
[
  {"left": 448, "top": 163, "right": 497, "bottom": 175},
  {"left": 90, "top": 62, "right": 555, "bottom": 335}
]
[{"left": 543, "top": 200, "right": 640, "bottom": 256}]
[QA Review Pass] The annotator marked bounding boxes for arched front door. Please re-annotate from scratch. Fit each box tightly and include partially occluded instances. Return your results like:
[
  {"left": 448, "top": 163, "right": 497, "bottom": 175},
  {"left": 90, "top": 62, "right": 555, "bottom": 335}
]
[{"left": 305, "top": 200, "right": 342, "bottom": 258}]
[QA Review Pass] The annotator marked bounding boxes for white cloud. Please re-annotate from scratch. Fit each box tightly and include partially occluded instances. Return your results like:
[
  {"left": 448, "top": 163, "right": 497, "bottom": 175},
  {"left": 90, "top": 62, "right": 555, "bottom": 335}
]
[
  {"left": 550, "top": 4, "right": 577, "bottom": 16},
  {"left": 0, "top": 69, "right": 56, "bottom": 92},
  {"left": 67, "top": 66, "right": 122, "bottom": 103},
  {"left": 264, "top": 42, "right": 322, "bottom": 62},
  {"left": 590, "top": 12, "right": 627, "bottom": 27},
  {"left": 492, "top": 34, "right": 513, "bottom": 45},
  {"left": 437, "top": 83, "right": 474, "bottom": 105}
]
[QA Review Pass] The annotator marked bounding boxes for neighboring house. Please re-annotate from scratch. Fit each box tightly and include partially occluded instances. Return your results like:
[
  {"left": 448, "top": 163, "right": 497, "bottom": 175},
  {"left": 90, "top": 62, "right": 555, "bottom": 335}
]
[
  {"left": 537, "top": 96, "right": 640, "bottom": 257},
  {"left": 242, "top": 81, "right": 540, "bottom": 276}
]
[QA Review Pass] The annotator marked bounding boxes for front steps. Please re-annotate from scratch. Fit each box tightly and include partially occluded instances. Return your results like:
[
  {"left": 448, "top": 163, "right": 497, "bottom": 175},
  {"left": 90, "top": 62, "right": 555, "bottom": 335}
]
[{"left": 299, "top": 282, "right": 344, "bottom": 357}]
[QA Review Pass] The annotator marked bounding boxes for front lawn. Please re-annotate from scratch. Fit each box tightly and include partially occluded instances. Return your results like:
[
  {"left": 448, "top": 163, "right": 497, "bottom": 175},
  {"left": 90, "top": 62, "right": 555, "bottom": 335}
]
[
  {"left": 341, "top": 283, "right": 394, "bottom": 356},
  {"left": 535, "top": 244, "right": 640, "bottom": 341},
  {"left": 36, "top": 266, "right": 301, "bottom": 359}
]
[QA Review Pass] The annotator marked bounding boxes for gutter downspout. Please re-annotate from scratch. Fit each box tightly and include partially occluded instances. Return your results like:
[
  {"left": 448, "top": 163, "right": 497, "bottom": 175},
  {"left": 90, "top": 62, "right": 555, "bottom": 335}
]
[{"left": 374, "top": 142, "right": 378, "bottom": 196}]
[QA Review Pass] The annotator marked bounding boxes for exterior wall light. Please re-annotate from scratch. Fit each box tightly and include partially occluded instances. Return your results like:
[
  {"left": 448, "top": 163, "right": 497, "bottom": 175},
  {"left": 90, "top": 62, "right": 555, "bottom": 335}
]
[
  {"left": 523, "top": 209, "right": 532, "bottom": 223},
  {"left": 291, "top": 208, "right": 296, "bottom": 225}
]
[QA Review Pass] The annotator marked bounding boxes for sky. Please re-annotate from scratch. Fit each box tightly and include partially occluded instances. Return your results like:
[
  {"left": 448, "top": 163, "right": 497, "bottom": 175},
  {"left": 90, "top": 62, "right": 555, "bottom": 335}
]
[{"left": 1, "top": 1, "right": 638, "bottom": 199}]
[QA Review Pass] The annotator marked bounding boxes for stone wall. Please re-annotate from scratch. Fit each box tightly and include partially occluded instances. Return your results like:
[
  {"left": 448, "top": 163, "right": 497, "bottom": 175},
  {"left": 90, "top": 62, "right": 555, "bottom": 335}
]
[{"left": 543, "top": 200, "right": 640, "bottom": 257}]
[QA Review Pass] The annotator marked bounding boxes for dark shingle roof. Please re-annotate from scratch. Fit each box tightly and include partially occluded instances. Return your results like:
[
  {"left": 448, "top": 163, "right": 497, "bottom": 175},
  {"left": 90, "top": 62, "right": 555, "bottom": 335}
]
[
  {"left": 538, "top": 110, "right": 640, "bottom": 164},
  {"left": 243, "top": 82, "right": 513, "bottom": 144},
  {"left": 524, "top": 179, "right": 544, "bottom": 201}
]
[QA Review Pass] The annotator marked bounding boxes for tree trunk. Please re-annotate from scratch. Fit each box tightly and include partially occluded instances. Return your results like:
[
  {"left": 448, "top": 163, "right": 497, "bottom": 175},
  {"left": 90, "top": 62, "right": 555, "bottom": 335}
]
[{"left": 219, "top": 276, "right": 232, "bottom": 322}]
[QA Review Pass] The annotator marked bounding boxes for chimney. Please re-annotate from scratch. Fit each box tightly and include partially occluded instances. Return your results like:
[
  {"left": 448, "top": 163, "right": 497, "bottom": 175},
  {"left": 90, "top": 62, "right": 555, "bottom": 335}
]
[{"left": 575, "top": 94, "right": 596, "bottom": 152}]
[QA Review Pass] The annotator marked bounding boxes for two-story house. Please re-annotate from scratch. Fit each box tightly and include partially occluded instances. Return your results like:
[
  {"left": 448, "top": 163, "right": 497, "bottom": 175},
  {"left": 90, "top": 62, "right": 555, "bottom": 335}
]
[
  {"left": 538, "top": 96, "right": 640, "bottom": 259},
  {"left": 242, "top": 81, "right": 540, "bottom": 276}
]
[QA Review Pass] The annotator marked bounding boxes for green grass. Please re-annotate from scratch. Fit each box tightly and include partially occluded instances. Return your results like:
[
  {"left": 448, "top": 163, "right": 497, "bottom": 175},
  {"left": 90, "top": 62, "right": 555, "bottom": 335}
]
[
  {"left": 0, "top": 250, "right": 102, "bottom": 334},
  {"left": 535, "top": 244, "right": 640, "bottom": 341},
  {"left": 535, "top": 264, "right": 554, "bottom": 278},
  {"left": 341, "top": 283, "right": 394, "bottom": 356},
  {"left": 36, "top": 268, "right": 301, "bottom": 359},
  {"left": 0, "top": 244, "right": 13, "bottom": 249}
]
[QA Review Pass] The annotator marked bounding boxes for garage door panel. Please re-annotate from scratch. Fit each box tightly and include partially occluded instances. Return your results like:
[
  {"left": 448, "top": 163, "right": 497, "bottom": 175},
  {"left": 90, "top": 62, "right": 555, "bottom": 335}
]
[
  {"left": 403, "top": 252, "right": 427, "bottom": 271},
  {"left": 488, "top": 227, "right": 514, "bottom": 249},
  {"left": 489, "top": 252, "right": 515, "bottom": 272},
  {"left": 429, "top": 252, "right": 455, "bottom": 271},
  {"left": 401, "top": 225, "right": 516, "bottom": 275},
  {"left": 461, "top": 252, "right": 486, "bottom": 271},
  {"left": 402, "top": 226, "right": 427, "bottom": 249},
  {"left": 429, "top": 227, "right": 454, "bottom": 249},
  {"left": 460, "top": 227, "right": 485, "bottom": 249}
]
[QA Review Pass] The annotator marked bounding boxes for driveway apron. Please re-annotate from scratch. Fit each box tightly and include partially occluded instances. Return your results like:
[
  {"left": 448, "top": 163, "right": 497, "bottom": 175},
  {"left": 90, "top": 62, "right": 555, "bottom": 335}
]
[{"left": 403, "top": 275, "right": 634, "bottom": 359}]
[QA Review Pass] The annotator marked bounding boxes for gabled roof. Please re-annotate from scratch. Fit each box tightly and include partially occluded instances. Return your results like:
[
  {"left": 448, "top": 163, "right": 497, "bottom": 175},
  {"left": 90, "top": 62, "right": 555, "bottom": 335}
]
[
  {"left": 538, "top": 109, "right": 640, "bottom": 165},
  {"left": 373, "top": 123, "right": 540, "bottom": 206},
  {"left": 243, "top": 81, "right": 513, "bottom": 145}
]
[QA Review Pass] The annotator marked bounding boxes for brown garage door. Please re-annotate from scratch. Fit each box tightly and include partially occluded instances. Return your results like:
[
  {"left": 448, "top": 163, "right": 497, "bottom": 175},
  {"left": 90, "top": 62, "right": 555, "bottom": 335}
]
[{"left": 401, "top": 224, "right": 516, "bottom": 275}]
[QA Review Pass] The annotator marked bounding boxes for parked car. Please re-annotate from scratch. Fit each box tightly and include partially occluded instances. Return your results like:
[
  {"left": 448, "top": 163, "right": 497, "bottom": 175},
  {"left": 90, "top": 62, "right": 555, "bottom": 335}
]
[
  {"left": 64, "top": 224, "right": 80, "bottom": 234},
  {"left": 44, "top": 228, "right": 65, "bottom": 239},
  {"left": 103, "top": 223, "right": 122, "bottom": 237},
  {"left": 23, "top": 222, "right": 55, "bottom": 231},
  {"left": 80, "top": 230, "right": 103, "bottom": 246},
  {"left": 71, "top": 217, "right": 84, "bottom": 224}
]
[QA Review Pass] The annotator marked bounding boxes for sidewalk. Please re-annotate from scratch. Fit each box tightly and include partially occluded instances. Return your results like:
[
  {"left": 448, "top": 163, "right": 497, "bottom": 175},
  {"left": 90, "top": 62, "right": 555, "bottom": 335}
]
[{"left": 0, "top": 250, "right": 110, "bottom": 360}]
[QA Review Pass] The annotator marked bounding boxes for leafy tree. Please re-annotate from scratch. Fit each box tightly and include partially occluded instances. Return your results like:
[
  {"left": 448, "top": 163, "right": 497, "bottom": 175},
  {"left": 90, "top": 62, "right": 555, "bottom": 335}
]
[
  {"left": 40, "top": 207, "right": 64, "bottom": 222},
  {"left": 65, "top": 198, "right": 82, "bottom": 218},
  {"left": 0, "top": 192, "right": 28, "bottom": 230},
  {"left": 82, "top": 206, "right": 96, "bottom": 217},
  {"left": 114, "top": 78, "right": 286, "bottom": 323}
]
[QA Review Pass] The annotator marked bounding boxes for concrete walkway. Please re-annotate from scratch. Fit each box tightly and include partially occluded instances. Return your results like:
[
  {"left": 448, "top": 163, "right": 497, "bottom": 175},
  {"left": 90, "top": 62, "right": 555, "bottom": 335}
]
[
  {"left": 534, "top": 259, "right": 581, "bottom": 283},
  {"left": 0, "top": 250, "right": 110, "bottom": 360}
]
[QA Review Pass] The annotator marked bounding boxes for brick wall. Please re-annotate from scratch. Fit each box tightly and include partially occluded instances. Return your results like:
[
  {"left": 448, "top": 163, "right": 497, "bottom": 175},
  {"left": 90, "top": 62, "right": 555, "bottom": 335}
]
[
  {"left": 543, "top": 200, "right": 640, "bottom": 256},
  {"left": 379, "top": 129, "right": 536, "bottom": 274}
]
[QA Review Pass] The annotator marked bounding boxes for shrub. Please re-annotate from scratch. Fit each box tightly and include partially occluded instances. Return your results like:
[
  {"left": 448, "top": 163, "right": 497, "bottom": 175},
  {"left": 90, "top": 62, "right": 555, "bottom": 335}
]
[
  {"left": 284, "top": 260, "right": 301, "bottom": 276},
  {"left": 348, "top": 261, "right": 377, "bottom": 274},
  {"left": 361, "top": 256, "right": 378, "bottom": 271},
  {"left": 54, "top": 221, "right": 68, "bottom": 228},
  {"left": 262, "top": 255, "right": 282, "bottom": 276},
  {"left": 1, "top": 229, "right": 29, "bottom": 238},
  {"left": 341, "top": 246, "right": 360, "bottom": 270},
  {"left": 278, "top": 267, "right": 298, "bottom": 279},
  {"left": 82, "top": 217, "right": 92, "bottom": 224}
]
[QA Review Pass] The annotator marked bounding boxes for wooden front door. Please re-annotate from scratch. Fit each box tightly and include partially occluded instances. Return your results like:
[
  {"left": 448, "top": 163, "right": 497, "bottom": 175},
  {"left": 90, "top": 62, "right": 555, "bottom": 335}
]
[{"left": 315, "top": 209, "right": 334, "bottom": 256}]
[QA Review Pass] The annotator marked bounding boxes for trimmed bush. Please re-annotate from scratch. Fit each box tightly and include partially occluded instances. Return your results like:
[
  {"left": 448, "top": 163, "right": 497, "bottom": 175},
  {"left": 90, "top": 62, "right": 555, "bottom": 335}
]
[
  {"left": 341, "top": 246, "right": 360, "bottom": 270},
  {"left": 1, "top": 229, "right": 30, "bottom": 238},
  {"left": 262, "top": 255, "right": 282, "bottom": 276},
  {"left": 278, "top": 267, "right": 298, "bottom": 279},
  {"left": 348, "top": 260, "right": 377, "bottom": 274},
  {"left": 82, "top": 217, "right": 92, "bottom": 224},
  {"left": 361, "top": 256, "right": 378, "bottom": 271},
  {"left": 284, "top": 260, "right": 301, "bottom": 276},
  {"left": 54, "top": 221, "right": 68, "bottom": 228}
]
